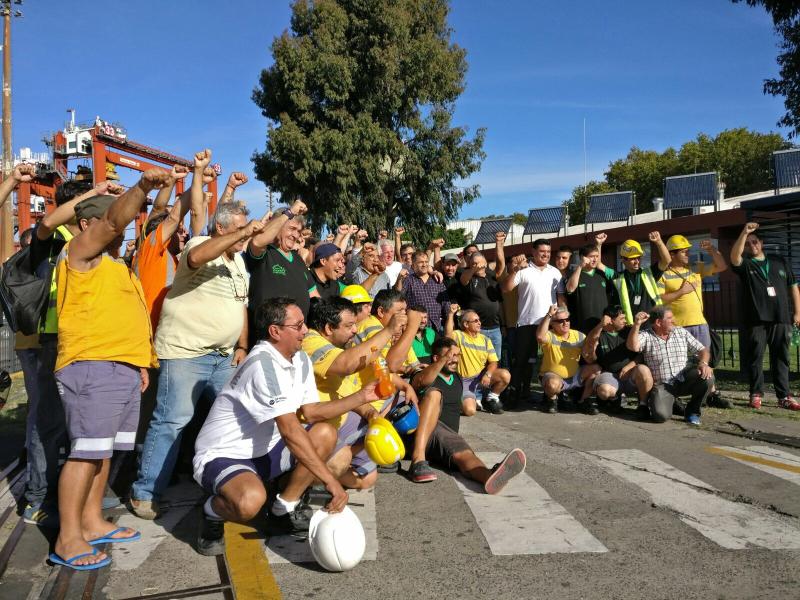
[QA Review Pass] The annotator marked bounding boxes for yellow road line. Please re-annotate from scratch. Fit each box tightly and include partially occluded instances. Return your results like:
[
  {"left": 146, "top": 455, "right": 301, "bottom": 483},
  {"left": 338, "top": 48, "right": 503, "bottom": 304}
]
[
  {"left": 225, "top": 522, "right": 282, "bottom": 599},
  {"left": 706, "top": 446, "right": 800, "bottom": 474}
]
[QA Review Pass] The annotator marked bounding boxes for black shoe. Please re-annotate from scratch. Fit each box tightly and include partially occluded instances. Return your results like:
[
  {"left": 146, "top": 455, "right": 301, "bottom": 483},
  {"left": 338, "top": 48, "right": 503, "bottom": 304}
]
[
  {"left": 583, "top": 399, "right": 599, "bottom": 416},
  {"left": 483, "top": 396, "right": 504, "bottom": 415},
  {"left": 377, "top": 461, "right": 399, "bottom": 473},
  {"left": 543, "top": 398, "right": 557, "bottom": 414},
  {"left": 706, "top": 391, "right": 732, "bottom": 409},
  {"left": 197, "top": 515, "right": 225, "bottom": 556},
  {"left": 672, "top": 400, "right": 686, "bottom": 417},
  {"left": 268, "top": 505, "right": 312, "bottom": 539},
  {"left": 557, "top": 392, "right": 575, "bottom": 412},
  {"left": 635, "top": 404, "right": 651, "bottom": 420}
]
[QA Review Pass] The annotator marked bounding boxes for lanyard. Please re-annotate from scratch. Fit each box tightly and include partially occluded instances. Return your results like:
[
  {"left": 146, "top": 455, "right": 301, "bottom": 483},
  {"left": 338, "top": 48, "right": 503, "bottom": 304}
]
[
  {"left": 625, "top": 270, "right": 642, "bottom": 296},
  {"left": 753, "top": 258, "right": 770, "bottom": 281}
]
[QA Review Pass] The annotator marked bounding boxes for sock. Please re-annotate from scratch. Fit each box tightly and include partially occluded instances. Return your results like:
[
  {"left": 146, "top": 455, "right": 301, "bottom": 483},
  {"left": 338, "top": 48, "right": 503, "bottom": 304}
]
[
  {"left": 204, "top": 497, "right": 223, "bottom": 521},
  {"left": 487, "top": 392, "right": 500, "bottom": 402},
  {"left": 271, "top": 493, "right": 300, "bottom": 517}
]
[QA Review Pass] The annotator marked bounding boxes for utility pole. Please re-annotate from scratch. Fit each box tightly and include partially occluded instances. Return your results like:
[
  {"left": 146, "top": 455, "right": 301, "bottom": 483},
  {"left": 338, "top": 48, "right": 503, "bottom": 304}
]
[{"left": 0, "top": 1, "right": 21, "bottom": 262}]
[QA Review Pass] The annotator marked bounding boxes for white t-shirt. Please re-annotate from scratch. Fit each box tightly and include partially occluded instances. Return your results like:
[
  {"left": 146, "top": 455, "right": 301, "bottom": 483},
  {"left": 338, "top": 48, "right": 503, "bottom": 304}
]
[
  {"left": 513, "top": 264, "right": 562, "bottom": 326},
  {"left": 192, "top": 341, "right": 319, "bottom": 485},
  {"left": 155, "top": 236, "right": 249, "bottom": 359},
  {"left": 384, "top": 261, "right": 404, "bottom": 286}
]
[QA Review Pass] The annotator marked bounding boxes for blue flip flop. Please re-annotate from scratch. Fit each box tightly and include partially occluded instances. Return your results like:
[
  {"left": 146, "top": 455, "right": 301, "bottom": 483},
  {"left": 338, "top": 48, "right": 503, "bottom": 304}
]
[
  {"left": 88, "top": 527, "right": 141, "bottom": 545},
  {"left": 48, "top": 547, "right": 111, "bottom": 571}
]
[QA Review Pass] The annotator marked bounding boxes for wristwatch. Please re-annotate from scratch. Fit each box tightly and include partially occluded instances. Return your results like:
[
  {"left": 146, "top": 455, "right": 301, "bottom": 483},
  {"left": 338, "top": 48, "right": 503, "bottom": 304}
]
[{"left": 280, "top": 207, "right": 296, "bottom": 220}]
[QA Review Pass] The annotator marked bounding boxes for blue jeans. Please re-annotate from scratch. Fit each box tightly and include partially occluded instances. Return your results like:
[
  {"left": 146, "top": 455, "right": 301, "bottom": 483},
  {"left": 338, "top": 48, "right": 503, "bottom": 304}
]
[
  {"left": 132, "top": 352, "right": 235, "bottom": 501},
  {"left": 481, "top": 327, "right": 503, "bottom": 362},
  {"left": 16, "top": 348, "right": 40, "bottom": 450},
  {"left": 24, "top": 336, "right": 67, "bottom": 507}
]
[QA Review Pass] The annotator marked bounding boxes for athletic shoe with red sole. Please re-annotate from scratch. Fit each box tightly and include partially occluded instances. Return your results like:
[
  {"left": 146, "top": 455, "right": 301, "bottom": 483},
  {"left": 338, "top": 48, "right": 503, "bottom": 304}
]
[
  {"left": 409, "top": 460, "right": 437, "bottom": 483},
  {"left": 749, "top": 394, "right": 762, "bottom": 409},
  {"left": 778, "top": 396, "right": 800, "bottom": 411},
  {"left": 484, "top": 448, "right": 527, "bottom": 495}
]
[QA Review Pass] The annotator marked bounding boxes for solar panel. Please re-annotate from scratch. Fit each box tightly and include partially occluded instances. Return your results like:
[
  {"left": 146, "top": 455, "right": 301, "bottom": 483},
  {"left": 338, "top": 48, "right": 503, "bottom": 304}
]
[
  {"left": 663, "top": 172, "right": 718, "bottom": 210},
  {"left": 586, "top": 192, "right": 633, "bottom": 224},
  {"left": 523, "top": 206, "right": 564, "bottom": 235},
  {"left": 473, "top": 218, "right": 512, "bottom": 244},
  {"left": 773, "top": 148, "right": 800, "bottom": 191}
]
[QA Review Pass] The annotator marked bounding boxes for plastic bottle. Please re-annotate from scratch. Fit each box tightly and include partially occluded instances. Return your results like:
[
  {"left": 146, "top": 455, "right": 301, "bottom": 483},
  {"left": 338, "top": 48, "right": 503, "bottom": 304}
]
[
  {"left": 372, "top": 353, "right": 396, "bottom": 399},
  {"left": 792, "top": 325, "right": 800, "bottom": 347}
]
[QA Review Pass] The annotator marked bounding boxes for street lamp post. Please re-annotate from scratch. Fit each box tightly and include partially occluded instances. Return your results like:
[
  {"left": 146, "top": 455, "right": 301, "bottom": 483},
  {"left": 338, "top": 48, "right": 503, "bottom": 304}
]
[{"left": 0, "top": 1, "right": 22, "bottom": 261}]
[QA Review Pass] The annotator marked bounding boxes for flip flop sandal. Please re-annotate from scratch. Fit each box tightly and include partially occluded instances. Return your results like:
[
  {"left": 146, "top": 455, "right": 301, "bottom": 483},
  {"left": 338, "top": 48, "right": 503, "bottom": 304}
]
[
  {"left": 48, "top": 547, "right": 111, "bottom": 571},
  {"left": 88, "top": 527, "right": 141, "bottom": 545}
]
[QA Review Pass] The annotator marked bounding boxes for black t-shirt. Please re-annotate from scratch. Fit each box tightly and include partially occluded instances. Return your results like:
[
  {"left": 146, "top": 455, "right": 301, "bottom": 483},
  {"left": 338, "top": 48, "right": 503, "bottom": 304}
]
[
  {"left": 615, "top": 265, "right": 664, "bottom": 315},
  {"left": 596, "top": 330, "right": 637, "bottom": 374},
  {"left": 426, "top": 371, "right": 463, "bottom": 433},
  {"left": 732, "top": 255, "right": 796, "bottom": 325},
  {"left": 245, "top": 245, "right": 315, "bottom": 317},
  {"left": 311, "top": 268, "right": 345, "bottom": 302},
  {"left": 30, "top": 225, "right": 70, "bottom": 276},
  {"left": 566, "top": 268, "right": 614, "bottom": 333},
  {"left": 442, "top": 275, "right": 464, "bottom": 305},
  {"left": 462, "top": 273, "right": 502, "bottom": 328}
]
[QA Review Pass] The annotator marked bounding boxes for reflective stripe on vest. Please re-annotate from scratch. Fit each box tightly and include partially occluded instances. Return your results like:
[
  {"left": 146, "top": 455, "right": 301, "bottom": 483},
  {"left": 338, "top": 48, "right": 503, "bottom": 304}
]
[
  {"left": 614, "top": 268, "right": 662, "bottom": 325},
  {"left": 41, "top": 226, "right": 74, "bottom": 334}
]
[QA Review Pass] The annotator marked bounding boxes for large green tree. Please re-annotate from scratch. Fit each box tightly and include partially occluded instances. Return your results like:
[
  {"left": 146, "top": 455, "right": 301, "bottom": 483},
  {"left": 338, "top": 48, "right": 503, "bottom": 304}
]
[
  {"left": 566, "top": 128, "right": 788, "bottom": 224},
  {"left": 252, "top": 0, "right": 485, "bottom": 244}
]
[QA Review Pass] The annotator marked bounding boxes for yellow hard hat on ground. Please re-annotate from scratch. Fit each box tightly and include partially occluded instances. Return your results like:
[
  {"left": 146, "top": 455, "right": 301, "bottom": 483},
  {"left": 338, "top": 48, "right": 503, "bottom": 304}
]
[
  {"left": 620, "top": 239, "right": 644, "bottom": 258},
  {"left": 666, "top": 235, "right": 691, "bottom": 251},
  {"left": 340, "top": 284, "right": 372, "bottom": 304},
  {"left": 364, "top": 417, "right": 404, "bottom": 466}
]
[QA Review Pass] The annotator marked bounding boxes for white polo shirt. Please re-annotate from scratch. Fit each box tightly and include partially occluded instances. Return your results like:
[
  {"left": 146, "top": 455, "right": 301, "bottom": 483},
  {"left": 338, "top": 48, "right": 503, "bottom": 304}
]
[
  {"left": 192, "top": 340, "right": 319, "bottom": 484},
  {"left": 513, "top": 264, "right": 562, "bottom": 326}
]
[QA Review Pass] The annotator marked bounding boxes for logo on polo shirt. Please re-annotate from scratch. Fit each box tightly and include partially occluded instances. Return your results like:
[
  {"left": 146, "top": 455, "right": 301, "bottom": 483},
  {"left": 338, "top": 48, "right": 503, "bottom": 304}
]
[
  {"left": 272, "top": 265, "right": 287, "bottom": 276},
  {"left": 779, "top": 269, "right": 786, "bottom": 277}
]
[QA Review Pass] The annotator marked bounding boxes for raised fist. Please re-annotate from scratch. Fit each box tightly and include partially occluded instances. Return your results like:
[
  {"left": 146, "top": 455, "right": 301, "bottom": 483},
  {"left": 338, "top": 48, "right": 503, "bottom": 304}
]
[
  {"left": 356, "top": 229, "right": 368, "bottom": 241},
  {"left": 12, "top": 163, "right": 35, "bottom": 183},
  {"left": 326, "top": 233, "right": 335, "bottom": 242},
  {"left": 301, "top": 228, "right": 312, "bottom": 239},
  {"left": 337, "top": 224, "right": 350, "bottom": 236},
  {"left": 450, "top": 303, "right": 460, "bottom": 315},
  {"left": 396, "top": 268, "right": 408, "bottom": 281},
  {"left": 202, "top": 167, "right": 217, "bottom": 185},
  {"left": 170, "top": 164, "right": 190, "bottom": 181},
  {"left": 228, "top": 172, "right": 248, "bottom": 188},
  {"left": 378, "top": 229, "right": 389, "bottom": 240},
  {"left": 547, "top": 304, "right": 559, "bottom": 318},
  {"left": 648, "top": 231, "right": 661, "bottom": 242},
  {"left": 495, "top": 231, "right": 506, "bottom": 244},
  {"left": 349, "top": 224, "right": 359, "bottom": 234},
  {"left": 594, "top": 232, "right": 607, "bottom": 245},
  {"left": 388, "top": 312, "right": 408, "bottom": 335},
  {"left": 634, "top": 312, "right": 649, "bottom": 326},
  {"left": 140, "top": 168, "right": 173, "bottom": 191},
  {"left": 241, "top": 219, "right": 265, "bottom": 238},
  {"left": 601, "top": 314, "right": 612, "bottom": 327},
  {"left": 580, "top": 255, "right": 592, "bottom": 269},
  {"left": 699, "top": 239, "right": 713, "bottom": 252},
  {"left": 744, "top": 222, "right": 759, "bottom": 234},
  {"left": 106, "top": 182, "right": 126, "bottom": 196},
  {"left": 193, "top": 149, "right": 212, "bottom": 170},
  {"left": 394, "top": 226, "right": 405, "bottom": 236},
  {"left": 430, "top": 238, "right": 445, "bottom": 248},
  {"left": 290, "top": 199, "right": 308, "bottom": 215}
]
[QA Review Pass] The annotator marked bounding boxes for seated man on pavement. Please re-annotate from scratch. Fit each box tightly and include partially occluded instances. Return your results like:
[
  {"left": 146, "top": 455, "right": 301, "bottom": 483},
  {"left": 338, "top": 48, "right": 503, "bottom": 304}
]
[
  {"left": 303, "top": 297, "right": 406, "bottom": 491},
  {"left": 536, "top": 305, "right": 600, "bottom": 415},
  {"left": 193, "top": 298, "right": 382, "bottom": 556},
  {"left": 444, "top": 305, "right": 510, "bottom": 415},
  {"left": 626, "top": 306, "right": 714, "bottom": 425},
  {"left": 407, "top": 338, "right": 526, "bottom": 490},
  {"left": 582, "top": 305, "right": 653, "bottom": 418}
]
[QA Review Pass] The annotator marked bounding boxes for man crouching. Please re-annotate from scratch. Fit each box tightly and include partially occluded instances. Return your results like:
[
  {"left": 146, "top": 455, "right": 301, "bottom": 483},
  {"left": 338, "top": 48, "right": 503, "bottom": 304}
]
[{"left": 192, "top": 297, "right": 380, "bottom": 555}]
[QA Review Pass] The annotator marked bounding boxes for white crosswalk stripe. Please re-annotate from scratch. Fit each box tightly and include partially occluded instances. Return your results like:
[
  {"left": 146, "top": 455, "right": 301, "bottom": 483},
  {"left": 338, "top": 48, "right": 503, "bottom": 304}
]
[
  {"left": 708, "top": 446, "right": 800, "bottom": 486},
  {"left": 453, "top": 452, "right": 608, "bottom": 556},
  {"left": 589, "top": 449, "right": 800, "bottom": 550}
]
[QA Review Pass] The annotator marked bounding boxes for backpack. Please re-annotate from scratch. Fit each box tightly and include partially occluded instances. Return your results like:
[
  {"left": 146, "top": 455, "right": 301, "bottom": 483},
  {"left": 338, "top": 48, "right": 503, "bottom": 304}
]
[{"left": 0, "top": 245, "right": 52, "bottom": 335}]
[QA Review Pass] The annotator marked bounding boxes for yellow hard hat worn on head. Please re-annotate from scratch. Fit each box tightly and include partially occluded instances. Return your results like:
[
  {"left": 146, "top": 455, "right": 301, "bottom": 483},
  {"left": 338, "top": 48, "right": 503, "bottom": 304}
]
[
  {"left": 364, "top": 417, "right": 404, "bottom": 466},
  {"left": 666, "top": 235, "right": 691, "bottom": 251},
  {"left": 341, "top": 284, "right": 372, "bottom": 304},
  {"left": 620, "top": 239, "right": 643, "bottom": 258}
]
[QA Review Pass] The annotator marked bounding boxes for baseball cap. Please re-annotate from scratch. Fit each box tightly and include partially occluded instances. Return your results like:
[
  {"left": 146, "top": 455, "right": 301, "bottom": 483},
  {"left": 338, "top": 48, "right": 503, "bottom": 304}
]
[
  {"left": 443, "top": 253, "right": 459, "bottom": 263},
  {"left": 75, "top": 195, "right": 116, "bottom": 221},
  {"left": 314, "top": 242, "right": 342, "bottom": 263}
]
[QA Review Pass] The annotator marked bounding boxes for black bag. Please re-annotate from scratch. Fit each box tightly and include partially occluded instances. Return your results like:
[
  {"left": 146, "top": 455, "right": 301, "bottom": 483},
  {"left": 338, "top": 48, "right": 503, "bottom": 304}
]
[
  {"left": 708, "top": 328, "right": 722, "bottom": 369},
  {"left": 0, "top": 245, "right": 52, "bottom": 335}
]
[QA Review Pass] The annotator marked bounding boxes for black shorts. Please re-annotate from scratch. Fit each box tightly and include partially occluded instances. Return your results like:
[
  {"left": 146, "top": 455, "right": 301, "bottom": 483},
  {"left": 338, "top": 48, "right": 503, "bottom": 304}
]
[{"left": 425, "top": 421, "right": 471, "bottom": 471}]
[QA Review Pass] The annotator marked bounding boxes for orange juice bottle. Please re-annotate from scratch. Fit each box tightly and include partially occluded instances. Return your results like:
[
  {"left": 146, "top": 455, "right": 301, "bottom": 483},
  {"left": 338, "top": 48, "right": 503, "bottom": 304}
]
[{"left": 372, "top": 355, "right": 396, "bottom": 399}]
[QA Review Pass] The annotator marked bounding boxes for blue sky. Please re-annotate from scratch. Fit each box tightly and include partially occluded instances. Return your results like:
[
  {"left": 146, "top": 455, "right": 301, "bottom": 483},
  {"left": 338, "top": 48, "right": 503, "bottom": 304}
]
[{"left": 11, "top": 0, "right": 785, "bottom": 222}]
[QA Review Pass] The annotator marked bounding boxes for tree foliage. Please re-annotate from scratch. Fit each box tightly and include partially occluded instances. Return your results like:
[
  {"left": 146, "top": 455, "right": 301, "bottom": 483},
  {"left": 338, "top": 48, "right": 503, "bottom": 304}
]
[
  {"left": 478, "top": 212, "right": 527, "bottom": 226},
  {"left": 566, "top": 128, "right": 788, "bottom": 224},
  {"left": 252, "top": 0, "right": 485, "bottom": 245},
  {"left": 734, "top": 1, "right": 800, "bottom": 136},
  {"left": 432, "top": 225, "right": 468, "bottom": 248}
]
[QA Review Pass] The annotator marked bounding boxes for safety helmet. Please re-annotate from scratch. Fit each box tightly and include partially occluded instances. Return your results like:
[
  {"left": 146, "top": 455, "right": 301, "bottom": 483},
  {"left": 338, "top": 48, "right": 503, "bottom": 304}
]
[
  {"left": 620, "top": 239, "right": 643, "bottom": 259},
  {"left": 387, "top": 402, "right": 419, "bottom": 435},
  {"left": 666, "top": 235, "right": 691, "bottom": 251},
  {"left": 340, "top": 284, "right": 372, "bottom": 304},
  {"left": 308, "top": 506, "right": 366, "bottom": 572},
  {"left": 364, "top": 417, "right": 404, "bottom": 466}
]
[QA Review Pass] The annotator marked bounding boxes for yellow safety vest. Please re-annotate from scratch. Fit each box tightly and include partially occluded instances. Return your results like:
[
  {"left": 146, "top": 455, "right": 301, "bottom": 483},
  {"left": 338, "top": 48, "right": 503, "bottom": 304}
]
[
  {"left": 41, "top": 225, "right": 75, "bottom": 334},
  {"left": 614, "top": 268, "right": 662, "bottom": 325}
]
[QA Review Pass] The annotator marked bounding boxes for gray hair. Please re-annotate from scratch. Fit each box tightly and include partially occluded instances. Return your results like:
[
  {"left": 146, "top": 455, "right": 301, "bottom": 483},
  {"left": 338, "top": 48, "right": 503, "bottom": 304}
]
[
  {"left": 210, "top": 202, "right": 249, "bottom": 233},
  {"left": 377, "top": 238, "right": 394, "bottom": 252},
  {"left": 554, "top": 305, "right": 570, "bottom": 319}
]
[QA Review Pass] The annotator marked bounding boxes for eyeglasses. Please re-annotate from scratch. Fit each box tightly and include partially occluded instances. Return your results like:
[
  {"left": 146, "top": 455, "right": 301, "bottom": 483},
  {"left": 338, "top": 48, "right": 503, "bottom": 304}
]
[
  {"left": 464, "top": 318, "right": 481, "bottom": 324},
  {"left": 278, "top": 321, "right": 306, "bottom": 331},
  {"left": 552, "top": 318, "right": 570, "bottom": 324}
]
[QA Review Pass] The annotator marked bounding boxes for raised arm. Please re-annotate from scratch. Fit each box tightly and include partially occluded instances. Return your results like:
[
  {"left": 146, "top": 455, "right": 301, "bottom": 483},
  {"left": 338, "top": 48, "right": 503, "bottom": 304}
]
[
  {"left": 626, "top": 312, "right": 649, "bottom": 352},
  {"left": 494, "top": 231, "right": 507, "bottom": 278},
  {"left": 385, "top": 309, "right": 423, "bottom": 373},
  {"left": 428, "top": 238, "right": 444, "bottom": 270},
  {"left": 248, "top": 199, "right": 308, "bottom": 255},
  {"left": 731, "top": 223, "right": 758, "bottom": 267},
  {"left": 149, "top": 175, "right": 175, "bottom": 219},
  {"left": 594, "top": 233, "right": 609, "bottom": 272},
  {"left": 0, "top": 164, "right": 34, "bottom": 210},
  {"left": 187, "top": 150, "right": 213, "bottom": 235},
  {"left": 38, "top": 180, "right": 123, "bottom": 241},
  {"left": 699, "top": 239, "right": 727, "bottom": 274},
  {"left": 648, "top": 231, "right": 670, "bottom": 271},
  {"left": 394, "top": 227, "right": 404, "bottom": 260},
  {"left": 187, "top": 219, "right": 264, "bottom": 269},
  {"left": 501, "top": 255, "right": 525, "bottom": 291},
  {"left": 581, "top": 317, "right": 607, "bottom": 363},
  {"left": 565, "top": 255, "right": 588, "bottom": 293},
  {"left": 68, "top": 170, "right": 173, "bottom": 270},
  {"left": 536, "top": 304, "right": 557, "bottom": 343},
  {"left": 444, "top": 302, "right": 459, "bottom": 339},
  {"left": 329, "top": 318, "right": 403, "bottom": 376},
  {"left": 219, "top": 172, "right": 248, "bottom": 204},
  {"left": 158, "top": 166, "right": 190, "bottom": 242}
]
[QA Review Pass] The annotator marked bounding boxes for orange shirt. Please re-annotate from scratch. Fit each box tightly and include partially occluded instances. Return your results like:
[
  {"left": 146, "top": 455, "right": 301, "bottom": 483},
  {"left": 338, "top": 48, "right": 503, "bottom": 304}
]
[{"left": 134, "top": 222, "right": 178, "bottom": 332}]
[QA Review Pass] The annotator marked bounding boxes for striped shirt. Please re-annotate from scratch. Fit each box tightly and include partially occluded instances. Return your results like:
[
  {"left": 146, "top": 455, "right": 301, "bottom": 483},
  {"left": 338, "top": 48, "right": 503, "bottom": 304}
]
[
  {"left": 637, "top": 327, "right": 705, "bottom": 385},
  {"left": 539, "top": 329, "right": 586, "bottom": 379},
  {"left": 192, "top": 340, "right": 318, "bottom": 485},
  {"left": 452, "top": 330, "right": 498, "bottom": 378}
]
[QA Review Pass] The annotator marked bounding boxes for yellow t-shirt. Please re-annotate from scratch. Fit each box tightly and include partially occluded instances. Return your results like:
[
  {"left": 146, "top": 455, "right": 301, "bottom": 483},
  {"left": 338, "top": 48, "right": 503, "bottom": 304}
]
[
  {"left": 352, "top": 315, "right": 419, "bottom": 411},
  {"left": 302, "top": 329, "right": 360, "bottom": 428},
  {"left": 56, "top": 253, "right": 156, "bottom": 372},
  {"left": 657, "top": 264, "right": 716, "bottom": 327},
  {"left": 539, "top": 329, "right": 585, "bottom": 379},
  {"left": 452, "top": 330, "right": 499, "bottom": 379}
]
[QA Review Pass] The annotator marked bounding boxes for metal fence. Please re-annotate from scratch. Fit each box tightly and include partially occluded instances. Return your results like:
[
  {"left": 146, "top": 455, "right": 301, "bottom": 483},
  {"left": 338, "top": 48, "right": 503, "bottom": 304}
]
[
  {"left": 704, "top": 279, "right": 800, "bottom": 380},
  {"left": 0, "top": 315, "right": 21, "bottom": 373}
]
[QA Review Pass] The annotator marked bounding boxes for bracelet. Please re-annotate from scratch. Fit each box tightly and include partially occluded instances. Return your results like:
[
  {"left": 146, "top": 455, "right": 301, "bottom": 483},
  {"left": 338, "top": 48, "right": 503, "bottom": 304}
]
[
  {"left": 234, "top": 345, "right": 248, "bottom": 352},
  {"left": 280, "top": 207, "right": 296, "bottom": 220}
]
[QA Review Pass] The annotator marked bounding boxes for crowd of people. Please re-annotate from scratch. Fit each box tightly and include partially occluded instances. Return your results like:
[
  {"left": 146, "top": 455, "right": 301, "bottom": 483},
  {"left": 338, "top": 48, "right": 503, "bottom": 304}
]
[{"left": 2, "top": 154, "right": 798, "bottom": 570}]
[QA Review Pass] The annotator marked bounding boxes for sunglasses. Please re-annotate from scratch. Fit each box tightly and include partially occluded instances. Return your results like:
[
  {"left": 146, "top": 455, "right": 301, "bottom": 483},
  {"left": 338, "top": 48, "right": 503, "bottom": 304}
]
[{"left": 552, "top": 318, "right": 570, "bottom": 324}]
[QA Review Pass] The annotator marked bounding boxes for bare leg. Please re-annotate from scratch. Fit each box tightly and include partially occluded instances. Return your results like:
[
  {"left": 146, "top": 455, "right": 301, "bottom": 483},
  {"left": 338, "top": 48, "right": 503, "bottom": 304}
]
[
  {"left": 331, "top": 444, "right": 378, "bottom": 490},
  {"left": 452, "top": 449, "right": 491, "bottom": 483},
  {"left": 281, "top": 424, "right": 337, "bottom": 502},
  {"left": 461, "top": 397, "right": 477, "bottom": 416},
  {"left": 631, "top": 365, "right": 653, "bottom": 403},
  {"left": 54, "top": 459, "right": 107, "bottom": 566},
  {"left": 212, "top": 471, "right": 267, "bottom": 523},
  {"left": 411, "top": 390, "right": 442, "bottom": 464},
  {"left": 489, "top": 369, "right": 511, "bottom": 394}
]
